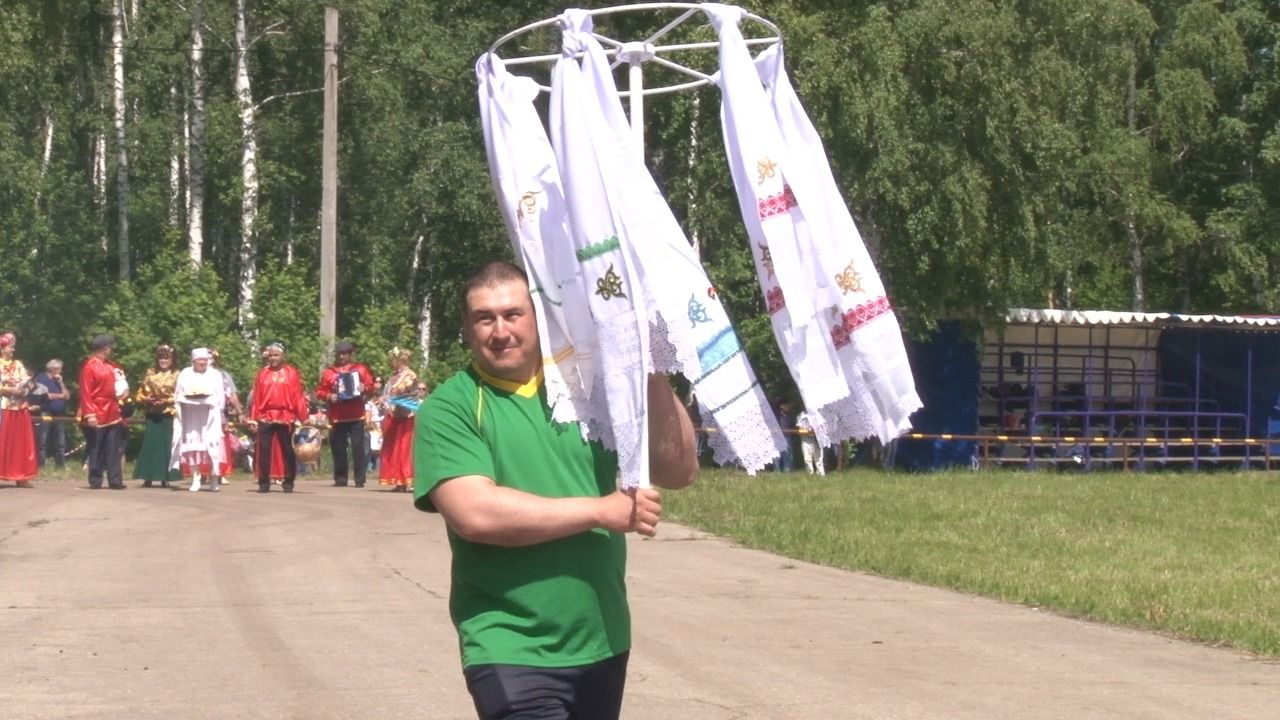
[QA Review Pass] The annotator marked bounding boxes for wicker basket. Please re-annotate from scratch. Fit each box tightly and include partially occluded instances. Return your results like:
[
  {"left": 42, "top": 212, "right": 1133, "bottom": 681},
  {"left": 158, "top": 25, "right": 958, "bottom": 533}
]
[{"left": 293, "top": 429, "right": 322, "bottom": 464}]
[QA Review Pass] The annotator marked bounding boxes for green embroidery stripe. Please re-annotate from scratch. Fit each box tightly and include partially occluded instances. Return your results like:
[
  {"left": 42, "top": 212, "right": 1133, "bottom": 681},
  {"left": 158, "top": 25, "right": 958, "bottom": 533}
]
[{"left": 576, "top": 236, "right": 620, "bottom": 262}]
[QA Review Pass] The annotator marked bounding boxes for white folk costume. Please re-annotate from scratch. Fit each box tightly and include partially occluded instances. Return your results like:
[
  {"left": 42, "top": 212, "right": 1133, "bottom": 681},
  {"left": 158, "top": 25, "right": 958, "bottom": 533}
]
[
  {"left": 170, "top": 348, "right": 227, "bottom": 492},
  {"left": 706, "top": 4, "right": 921, "bottom": 447}
]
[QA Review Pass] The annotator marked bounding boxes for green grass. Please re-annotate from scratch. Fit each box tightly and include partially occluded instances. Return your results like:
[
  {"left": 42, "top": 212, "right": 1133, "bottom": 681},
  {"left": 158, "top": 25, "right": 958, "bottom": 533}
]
[{"left": 664, "top": 468, "right": 1280, "bottom": 656}]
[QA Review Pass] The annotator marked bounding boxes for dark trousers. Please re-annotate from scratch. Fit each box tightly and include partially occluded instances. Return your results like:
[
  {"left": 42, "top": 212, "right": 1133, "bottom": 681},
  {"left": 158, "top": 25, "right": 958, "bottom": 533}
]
[
  {"left": 328, "top": 420, "right": 367, "bottom": 486},
  {"left": 34, "top": 419, "right": 68, "bottom": 468},
  {"left": 463, "top": 652, "right": 629, "bottom": 720},
  {"left": 83, "top": 424, "right": 125, "bottom": 489},
  {"left": 255, "top": 423, "right": 296, "bottom": 487}
]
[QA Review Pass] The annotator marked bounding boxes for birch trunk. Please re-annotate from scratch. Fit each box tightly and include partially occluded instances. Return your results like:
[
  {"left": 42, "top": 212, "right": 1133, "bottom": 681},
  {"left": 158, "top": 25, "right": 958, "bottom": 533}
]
[
  {"left": 94, "top": 132, "right": 108, "bottom": 253},
  {"left": 1125, "top": 54, "right": 1144, "bottom": 312},
  {"left": 1128, "top": 218, "right": 1144, "bottom": 311},
  {"left": 685, "top": 93, "right": 700, "bottom": 258},
  {"left": 407, "top": 232, "right": 423, "bottom": 299},
  {"left": 35, "top": 113, "right": 53, "bottom": 208},
  {"left": 168, "top": 84, "right": 183, "bottom": 229},
  {"left": 409, "top": 232, "right": 432, "bottom": 365},
  {"left": 187, "top": 0, "right": 207, "bottom": 266},
  {"left": 235, "top": 0, "right": 260, "bottom": 333},
  {"left": 111, "top": 0, "right": 130, "bottom": 279},
  {"left": 182, "top": 104, "right": 190, "bottom": 229},
  {"left": 418, "top": 278, "right": 433, "bottom": 368},
  {"left": 286, "top": 198, "right": 295, "bottom": 265}
]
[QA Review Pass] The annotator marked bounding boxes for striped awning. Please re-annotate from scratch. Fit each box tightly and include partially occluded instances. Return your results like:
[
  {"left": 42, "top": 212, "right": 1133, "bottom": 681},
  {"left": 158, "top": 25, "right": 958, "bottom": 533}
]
[{"left": 1007, "top": 308, "right": 1280, "bottom": 329}]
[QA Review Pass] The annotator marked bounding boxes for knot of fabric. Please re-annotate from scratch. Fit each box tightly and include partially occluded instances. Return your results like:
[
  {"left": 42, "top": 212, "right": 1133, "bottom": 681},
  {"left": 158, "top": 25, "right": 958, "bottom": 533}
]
[{"left": 559, "top": 9, "right": 593, "bottom": 57}]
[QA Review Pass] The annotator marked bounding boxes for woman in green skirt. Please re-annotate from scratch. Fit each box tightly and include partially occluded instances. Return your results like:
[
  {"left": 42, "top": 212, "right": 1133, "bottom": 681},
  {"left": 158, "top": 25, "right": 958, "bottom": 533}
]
[{"left": 133, "top": 344, "right": 180, "bottom": 487}]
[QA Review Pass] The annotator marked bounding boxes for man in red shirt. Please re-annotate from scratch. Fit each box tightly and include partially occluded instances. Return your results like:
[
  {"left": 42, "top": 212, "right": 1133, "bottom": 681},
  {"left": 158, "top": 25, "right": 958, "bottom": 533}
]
[
  {"left": 247, "top": 341, "right": 310, "bottom": 493},
  {"left": 78, "top": 334, "right": 127, "bottom": 490},
  {"left": 315, "top": 340, "right": 375, "bottom": 488}
]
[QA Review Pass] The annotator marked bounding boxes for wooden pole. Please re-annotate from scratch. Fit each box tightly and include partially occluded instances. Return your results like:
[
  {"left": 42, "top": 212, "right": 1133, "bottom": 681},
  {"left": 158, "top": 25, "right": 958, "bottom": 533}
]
[{"left": 320, "top": 6, "right": 339, "bottom": 359}]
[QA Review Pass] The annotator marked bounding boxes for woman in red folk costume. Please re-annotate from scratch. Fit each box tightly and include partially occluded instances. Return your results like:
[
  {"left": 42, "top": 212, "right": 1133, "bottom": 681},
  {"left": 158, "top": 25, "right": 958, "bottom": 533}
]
[
  {"left": 0, "top": 332, "right": 37, "bottom": 487},
  {"left": 247, "top": 341, "right": 310, "bottom": 493},
  {"left": 378, "top": 347, "right": 420, "bottom": 492}
]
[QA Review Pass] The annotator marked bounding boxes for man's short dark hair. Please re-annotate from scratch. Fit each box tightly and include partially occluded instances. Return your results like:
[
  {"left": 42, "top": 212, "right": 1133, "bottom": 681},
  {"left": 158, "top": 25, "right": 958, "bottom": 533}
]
[{"left": 461, "top": 261, "right": 529, "bottom": 315}]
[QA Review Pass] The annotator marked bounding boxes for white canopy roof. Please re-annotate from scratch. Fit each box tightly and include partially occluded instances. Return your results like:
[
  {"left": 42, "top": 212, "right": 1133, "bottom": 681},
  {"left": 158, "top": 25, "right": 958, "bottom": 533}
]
[{"left": 1007, "top": 308, "right": 1280, "bottom": 329}]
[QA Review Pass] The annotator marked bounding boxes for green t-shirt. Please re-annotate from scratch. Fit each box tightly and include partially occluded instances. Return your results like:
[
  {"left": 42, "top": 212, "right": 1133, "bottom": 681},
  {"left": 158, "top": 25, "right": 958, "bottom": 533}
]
[{"left": 413, "top": 365, "right": 629, "bottom": 668}]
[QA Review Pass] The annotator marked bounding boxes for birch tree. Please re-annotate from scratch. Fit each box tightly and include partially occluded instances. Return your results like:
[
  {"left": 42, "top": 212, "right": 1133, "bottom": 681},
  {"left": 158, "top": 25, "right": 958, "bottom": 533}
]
[
  {"left": 234, "top": 0, "right": 259, "bottom": 332},
  {"left": 110, "top": 0, "right": 130, "bottom": 279},
  {"left": 168, "top": 83, "right": 183, "bottom": 230},
  {"left": 187, "top": 0, "right": 207, "bottom": 265}
]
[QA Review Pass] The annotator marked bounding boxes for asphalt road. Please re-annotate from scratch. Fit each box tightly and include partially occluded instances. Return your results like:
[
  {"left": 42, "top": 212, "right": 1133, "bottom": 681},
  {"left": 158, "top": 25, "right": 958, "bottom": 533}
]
[{"left": 2, "top": 479, "right": 1277, "bottom": 719}]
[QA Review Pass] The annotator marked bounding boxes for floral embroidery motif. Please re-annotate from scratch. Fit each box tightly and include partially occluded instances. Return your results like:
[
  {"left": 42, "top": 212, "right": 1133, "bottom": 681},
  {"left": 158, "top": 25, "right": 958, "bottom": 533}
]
[
  {"left": 766, "top": 286, "right": 786, "bottom": 314},
  {"left": 688, "top": 294, "right": 711, "bottom": 328},
  {"left": 835, "top": 261, "right": 863, "bottom": 295},
  {"left": 595, "top": 264, "right": 627, "bottom": 301},
  {"left": 577, "top": 235, "right": 621, "bottom": 262},
  {"left": 831, "top": 296, "right": 892, "bottom": 349},
  {"left": 517, "top": 190, "right": 542, "bottom": 221},
  {"left": 758, "top": 244, "right": 775, "bottom": 279},
  {"left": 756, "top": 157, "right": 777, "bottom": 185},
  {"left": 757, "top": 185, "right": 797, "bottom": 220}
]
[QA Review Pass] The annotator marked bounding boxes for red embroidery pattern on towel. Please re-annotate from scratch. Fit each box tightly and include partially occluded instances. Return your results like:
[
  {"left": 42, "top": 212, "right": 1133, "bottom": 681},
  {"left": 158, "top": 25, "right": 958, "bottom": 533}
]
[
  {"left": 757, "top": 185, "right": 797, "bottom": 220},
  {"left": 831, "top": 296, "right": 892, "bottom": 348},
  {"left": 766, "top": 286, "right": 786, "bottom": 315}
]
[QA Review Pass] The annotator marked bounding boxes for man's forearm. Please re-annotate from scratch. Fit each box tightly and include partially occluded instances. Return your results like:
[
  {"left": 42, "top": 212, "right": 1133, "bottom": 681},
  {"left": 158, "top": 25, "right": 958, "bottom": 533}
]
[
  {"left": 439, "top": 481, "right": 608, "bottom": 548},
  {"left": 647, "top": 375, "right": 698, "bottom": 489}
]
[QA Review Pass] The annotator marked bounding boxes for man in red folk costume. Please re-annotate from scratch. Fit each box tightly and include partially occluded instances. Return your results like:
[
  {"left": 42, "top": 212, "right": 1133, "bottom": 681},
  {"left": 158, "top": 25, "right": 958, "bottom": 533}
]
[
  {"left": 247, "top": 341, "right": 310, "bottom": 493},
  {"left": 315, "top": 339, "right": 374, "bottom": 488},
  {"left": 0, "top": 331, "right": 37, "bottom": 487},
  {"left": 78, "top": 334, "right": 128, "bottom": 490}
]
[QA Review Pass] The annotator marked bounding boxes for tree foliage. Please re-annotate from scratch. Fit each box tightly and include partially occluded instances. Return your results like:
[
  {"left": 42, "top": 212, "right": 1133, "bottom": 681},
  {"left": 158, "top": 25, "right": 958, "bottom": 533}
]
[{"left": 3, "top": 0, "right": 1280, "bottom": 397}]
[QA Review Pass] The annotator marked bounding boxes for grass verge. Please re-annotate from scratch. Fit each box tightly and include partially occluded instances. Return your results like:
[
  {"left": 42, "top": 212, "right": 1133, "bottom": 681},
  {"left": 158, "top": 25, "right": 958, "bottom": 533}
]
[{"left": 664, "top": 467, "right": 1280, "bottom": 656}]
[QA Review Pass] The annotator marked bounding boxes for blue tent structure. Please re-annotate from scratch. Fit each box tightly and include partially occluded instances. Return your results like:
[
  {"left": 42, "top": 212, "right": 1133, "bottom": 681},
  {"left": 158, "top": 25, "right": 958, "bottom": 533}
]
[{"left": 897, "top": 309, "right": 1280, "bottom": 471}]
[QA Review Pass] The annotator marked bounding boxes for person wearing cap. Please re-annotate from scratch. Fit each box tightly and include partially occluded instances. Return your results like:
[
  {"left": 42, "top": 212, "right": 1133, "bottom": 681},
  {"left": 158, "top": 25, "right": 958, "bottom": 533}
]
[
  {"left": 315, "top": 339, "right": 375, "bottom": 488},
  {"left": 0, "top": 332, "right": 37, "bottom": 487},
  {"left": 78, "top": 334, "right": 127, "bottom": 490},
  {"left": 27, "top": 358, "right": 71, "bottom": 471},
  {"left": 247, "top": 341, "right": 310, "bottom": 493},
  {"left": 171, "top": 347, "right": 228, "bottom": 492},
  {"left": 132, "top": 344, "right": 181, "bottom": 488}
]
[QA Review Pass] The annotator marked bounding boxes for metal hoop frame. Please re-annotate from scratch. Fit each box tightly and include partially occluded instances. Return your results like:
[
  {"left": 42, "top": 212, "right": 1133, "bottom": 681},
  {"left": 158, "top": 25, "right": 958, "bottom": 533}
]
[{"left": 486, "top": 3, "right": 781, "bottom": 148}]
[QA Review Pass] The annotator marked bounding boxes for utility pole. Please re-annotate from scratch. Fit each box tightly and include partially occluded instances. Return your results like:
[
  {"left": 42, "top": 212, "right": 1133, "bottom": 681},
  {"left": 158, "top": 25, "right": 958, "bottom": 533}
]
[{"left": 320, "top": 6, "right": 339, "bottom": 358}]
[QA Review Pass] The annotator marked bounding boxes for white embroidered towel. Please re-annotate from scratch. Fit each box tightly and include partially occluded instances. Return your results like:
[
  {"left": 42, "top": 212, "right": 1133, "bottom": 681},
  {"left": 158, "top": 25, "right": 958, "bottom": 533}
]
[
  {"left": 551, "top": 10, "right": 652, "bottom": 488},
  {"left": 754, "top": 44, "right": 922, "bottom": 442},
  {"left": 575, "top": 14, "right": 786, "bottom": 472},
  {"left": 706, "top": 3, "right": 921, "bottom": 445},
  {"left": 706, "top": 4, "right": 852, "bottom": 416},
  {"left": 477, "top": 53, "right": 593, "bottom": 426}
]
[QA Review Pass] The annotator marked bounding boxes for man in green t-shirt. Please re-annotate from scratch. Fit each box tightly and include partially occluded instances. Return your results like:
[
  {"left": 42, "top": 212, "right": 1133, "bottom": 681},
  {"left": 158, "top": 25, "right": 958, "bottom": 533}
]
[{"left": 415, "top": 261, "right": 698, "bottom": 720}]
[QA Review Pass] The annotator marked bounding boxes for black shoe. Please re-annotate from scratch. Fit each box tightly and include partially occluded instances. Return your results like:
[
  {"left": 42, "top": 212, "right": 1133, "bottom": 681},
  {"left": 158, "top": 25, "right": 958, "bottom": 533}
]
[
  {"left": 89, "top": 484, "right": 102, "bottom": 490},
  {"left": 142, "top": 480, "right": 153, "bottom": 488},
  {"left": 333, "top": 481, "right": 347, "bottom": 487},
  {"left": 283, "top": 484, "right": 294, "bottom": 493},
  {"left": 355, "top": 482, "right": 365, "bottom": 488},
  {"left": 257, "top": 484, "right": 270, "bottom": 493},
  {"left": 107, "top": 485, "right": 126, "bottom": 490}
]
